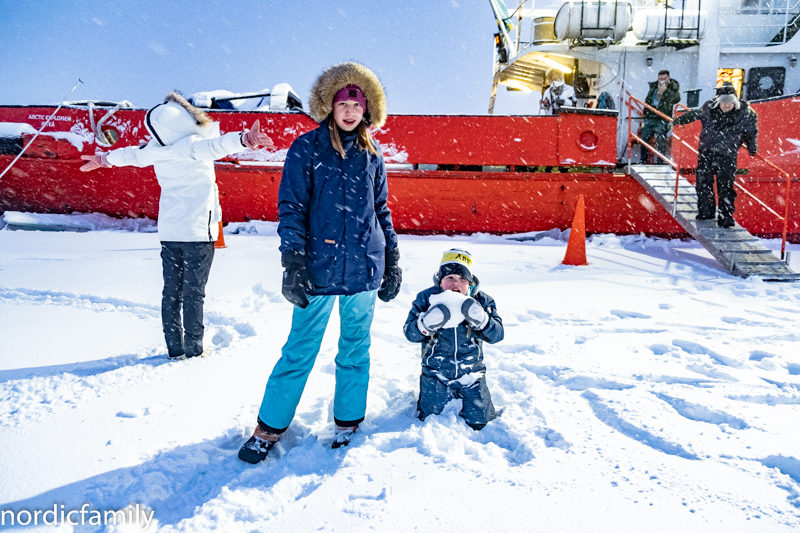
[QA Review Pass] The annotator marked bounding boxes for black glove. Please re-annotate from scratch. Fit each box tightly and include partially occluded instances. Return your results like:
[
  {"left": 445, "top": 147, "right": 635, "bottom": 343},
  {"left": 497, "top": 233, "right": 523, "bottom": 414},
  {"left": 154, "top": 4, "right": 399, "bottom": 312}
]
[
  {"left": 378, "top": 247, "right": 402, "bottom": 303},
  {"left": 461, "top": 297, "right": 489, "bottom": 330},
  {"left": 281, "top": 249, "right": 312, "bottom": 309},
  {"left": 417, "top": 303, "right": 450, "bottom": 336}
]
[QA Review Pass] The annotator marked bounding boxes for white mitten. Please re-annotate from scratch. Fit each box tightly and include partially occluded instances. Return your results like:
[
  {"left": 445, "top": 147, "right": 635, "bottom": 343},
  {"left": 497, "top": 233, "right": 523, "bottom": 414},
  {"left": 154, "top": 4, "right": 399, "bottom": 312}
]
[
  {"left": 427, "top": 290, "right": 468, "bottom": 329},
  {"left": 461, "top": 297, "right": 489, "bottom": 330},
  {"left": 417, "top": 304, "right": 451, "bottom": 336}
]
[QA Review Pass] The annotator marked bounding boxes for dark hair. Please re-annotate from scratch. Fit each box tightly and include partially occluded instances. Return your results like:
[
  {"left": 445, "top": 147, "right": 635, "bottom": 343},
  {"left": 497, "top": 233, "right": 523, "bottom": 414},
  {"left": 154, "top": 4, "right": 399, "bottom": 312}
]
[{"left": 658, "top": 70, "right": 670, "bottom": 77}]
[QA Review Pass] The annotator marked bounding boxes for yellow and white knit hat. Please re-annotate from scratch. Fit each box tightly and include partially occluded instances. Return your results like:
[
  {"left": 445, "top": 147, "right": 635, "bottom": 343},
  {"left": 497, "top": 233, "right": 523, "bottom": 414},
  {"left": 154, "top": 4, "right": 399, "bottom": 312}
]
[{"left": 438, "top": 248, "right": 474, "bottom": 283}]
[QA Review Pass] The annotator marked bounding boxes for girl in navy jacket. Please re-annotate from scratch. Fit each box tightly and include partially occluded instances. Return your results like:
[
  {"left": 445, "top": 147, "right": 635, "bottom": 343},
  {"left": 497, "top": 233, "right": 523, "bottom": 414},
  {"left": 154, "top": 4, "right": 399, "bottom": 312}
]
[{"left": 240, "top": 63, "right": 400, "bottom": 463}]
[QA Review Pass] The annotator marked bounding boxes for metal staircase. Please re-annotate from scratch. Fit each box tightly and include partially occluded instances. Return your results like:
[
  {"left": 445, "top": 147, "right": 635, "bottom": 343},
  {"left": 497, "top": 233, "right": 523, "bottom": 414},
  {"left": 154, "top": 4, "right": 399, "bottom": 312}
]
[{"left": 629, "top": 164, "right": 799, "bottom": 281}]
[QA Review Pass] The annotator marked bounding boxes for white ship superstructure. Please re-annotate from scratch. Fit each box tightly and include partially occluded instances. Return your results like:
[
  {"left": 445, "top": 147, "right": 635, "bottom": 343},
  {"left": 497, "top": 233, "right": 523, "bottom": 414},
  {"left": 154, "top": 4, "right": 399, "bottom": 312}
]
[{"left": 489, "top": 0, "right": 800, "bottom": 158}]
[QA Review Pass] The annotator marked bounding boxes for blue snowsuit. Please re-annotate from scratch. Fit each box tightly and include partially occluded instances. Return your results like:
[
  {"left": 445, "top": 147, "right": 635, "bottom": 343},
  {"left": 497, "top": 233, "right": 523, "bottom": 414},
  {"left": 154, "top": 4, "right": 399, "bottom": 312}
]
[
  {"left": 258, "top": 119, "right": 398, "bottom": 431},
  {"left": 404, "top": 285, "right": 504, "bottom": 429}
]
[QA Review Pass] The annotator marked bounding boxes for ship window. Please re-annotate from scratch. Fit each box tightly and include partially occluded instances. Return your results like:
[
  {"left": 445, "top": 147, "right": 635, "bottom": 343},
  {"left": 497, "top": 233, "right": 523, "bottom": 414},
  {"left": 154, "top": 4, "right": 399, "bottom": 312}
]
[
  {"left": 739, "top": 0, "right": 785, "bottom": 14},
  {"left": 746, "top": 67, "right": 785, "bottom": 101},
  {"left": 717, "top": 69, "right": 745, "bottom": 97},
  {"left": 101, "top": 127, "right": 119, "bottom": 146},
  {"left": 578, "top": 131, "right": 598, "bottom": 151}
]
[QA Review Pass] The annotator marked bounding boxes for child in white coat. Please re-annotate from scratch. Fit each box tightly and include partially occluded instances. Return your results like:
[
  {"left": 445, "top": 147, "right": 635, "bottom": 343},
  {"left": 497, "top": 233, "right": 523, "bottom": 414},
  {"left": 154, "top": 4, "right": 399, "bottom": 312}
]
[{"left": 81, "top": 92, "right": 273, "bottom": 359}]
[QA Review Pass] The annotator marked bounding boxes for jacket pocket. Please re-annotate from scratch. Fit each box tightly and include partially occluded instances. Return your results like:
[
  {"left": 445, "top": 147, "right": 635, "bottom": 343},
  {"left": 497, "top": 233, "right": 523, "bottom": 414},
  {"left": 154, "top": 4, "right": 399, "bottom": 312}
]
[
  {"left": 307, "top": 248, "right": 336, "bottom": 288},
  {"left": 365, "top": 249, "right": 384, "bottom": 281}
]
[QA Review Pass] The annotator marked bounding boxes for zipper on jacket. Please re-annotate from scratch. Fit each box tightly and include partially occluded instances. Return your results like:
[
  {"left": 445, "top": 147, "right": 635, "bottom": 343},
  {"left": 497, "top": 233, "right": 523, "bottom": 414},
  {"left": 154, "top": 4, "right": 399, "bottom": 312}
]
[
  {"left": 422, "top": 336, "right": 438, "bottom": 367},
  {"left": 453, "top": 328, "right": 459, "bottom": 377},
  {"left": 207, "top": 210, "right": 212, "bottom": 242}
]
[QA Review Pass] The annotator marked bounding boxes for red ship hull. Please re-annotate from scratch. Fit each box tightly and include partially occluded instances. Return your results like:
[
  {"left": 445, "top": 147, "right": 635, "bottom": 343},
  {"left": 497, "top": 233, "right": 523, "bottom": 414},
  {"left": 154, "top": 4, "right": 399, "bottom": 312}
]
[{"left": 1, "top": 96, "right": 798, "bottom": 240}]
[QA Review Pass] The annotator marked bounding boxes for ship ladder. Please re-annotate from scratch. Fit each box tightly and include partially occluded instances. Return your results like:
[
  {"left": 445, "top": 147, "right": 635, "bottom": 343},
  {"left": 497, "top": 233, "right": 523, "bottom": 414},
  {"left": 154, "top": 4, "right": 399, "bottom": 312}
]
[{"left": 628, "top": 164, "right": 799, "bottom": 282}]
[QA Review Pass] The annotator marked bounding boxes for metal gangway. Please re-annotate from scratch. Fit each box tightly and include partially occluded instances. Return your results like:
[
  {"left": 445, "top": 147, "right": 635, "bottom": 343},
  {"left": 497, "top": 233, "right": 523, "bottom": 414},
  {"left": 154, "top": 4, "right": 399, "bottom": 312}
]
[{"left": 626, "top": 96, "right": 799, "bottom": 281}]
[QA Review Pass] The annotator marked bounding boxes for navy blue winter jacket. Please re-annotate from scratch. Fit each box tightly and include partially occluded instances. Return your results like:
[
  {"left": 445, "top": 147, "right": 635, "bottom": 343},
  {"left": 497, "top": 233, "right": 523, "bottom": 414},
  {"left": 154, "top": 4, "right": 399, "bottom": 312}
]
[
  {"left": 278, "top": 119, "right": 398, "bottom": 295},
  {"left": 404, "top": 286, "right": 504, "bottom": 382},
  {"left": 673, "top": 100, "right": 758, "bottom": 157}
]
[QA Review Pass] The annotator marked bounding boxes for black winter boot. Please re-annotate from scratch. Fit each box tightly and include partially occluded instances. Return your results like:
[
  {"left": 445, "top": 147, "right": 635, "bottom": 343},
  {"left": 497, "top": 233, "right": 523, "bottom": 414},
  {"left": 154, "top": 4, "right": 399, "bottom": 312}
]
[
  {"left": 718, "top": 216, "right": 735, "bottom": 228},
  {"left": 238, "top": 425, "right": 280, "bottom": 464},
  {"left": 332, "top": 425, "right": 358, "bottom": 449}
]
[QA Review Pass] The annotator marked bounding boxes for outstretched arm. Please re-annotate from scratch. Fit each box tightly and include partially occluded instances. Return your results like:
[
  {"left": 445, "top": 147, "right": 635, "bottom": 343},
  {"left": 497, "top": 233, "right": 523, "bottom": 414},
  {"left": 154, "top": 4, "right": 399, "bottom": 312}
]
[
  {"left": 672, "top": 108, "right": 702, "bottom": 126},
  {"left": 79, "top": 153, "right": 112, "bottom": 172}
]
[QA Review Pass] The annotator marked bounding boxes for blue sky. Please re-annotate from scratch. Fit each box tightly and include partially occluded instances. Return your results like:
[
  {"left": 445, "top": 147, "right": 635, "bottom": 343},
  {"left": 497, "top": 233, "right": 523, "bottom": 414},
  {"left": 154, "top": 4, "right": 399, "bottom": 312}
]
[{"left": 0, "top": 1, "right": 502, "bottom": 114}]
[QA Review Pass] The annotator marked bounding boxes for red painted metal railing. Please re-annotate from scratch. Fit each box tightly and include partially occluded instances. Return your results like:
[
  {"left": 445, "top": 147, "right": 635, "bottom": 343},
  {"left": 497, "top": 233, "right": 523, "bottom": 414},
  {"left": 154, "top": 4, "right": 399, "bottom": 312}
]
[
  {"left": 753, "top": 153, "right": 794, "bottom": 259},
  {"left": 626, "top": 94, "right": 687, "bottom": 216}
]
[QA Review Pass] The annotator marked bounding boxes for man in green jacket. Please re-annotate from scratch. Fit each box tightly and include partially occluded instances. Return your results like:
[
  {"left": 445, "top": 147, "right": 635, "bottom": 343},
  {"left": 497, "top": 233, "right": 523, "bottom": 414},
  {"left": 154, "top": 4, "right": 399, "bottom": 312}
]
[{"left": 641, "top": 70, "right": 681, "bottom": 164}]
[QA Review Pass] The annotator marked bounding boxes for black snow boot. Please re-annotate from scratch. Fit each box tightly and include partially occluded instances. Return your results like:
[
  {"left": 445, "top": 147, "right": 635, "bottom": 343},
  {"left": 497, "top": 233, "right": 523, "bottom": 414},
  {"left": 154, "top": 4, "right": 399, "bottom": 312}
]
[
  {"left": 238, "top": 425, "right": 281, "bottom": 464},
  {"left": 718, "top": 216, "right": 735, "bottom": 228},
  {"left": 332, "top": 425, "right": 358, "bottom": 449}
]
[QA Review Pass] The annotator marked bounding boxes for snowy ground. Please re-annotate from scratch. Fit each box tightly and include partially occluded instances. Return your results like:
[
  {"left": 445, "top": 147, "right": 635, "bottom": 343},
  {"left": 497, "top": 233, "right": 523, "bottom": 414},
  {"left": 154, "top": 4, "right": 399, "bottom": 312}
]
[{"left": 1, "top": 212, "right": 800, "bottom": 532}]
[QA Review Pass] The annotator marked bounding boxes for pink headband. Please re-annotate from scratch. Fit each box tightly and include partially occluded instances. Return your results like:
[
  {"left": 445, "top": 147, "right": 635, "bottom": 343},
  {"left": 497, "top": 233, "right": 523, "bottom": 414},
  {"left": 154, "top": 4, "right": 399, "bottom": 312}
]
[{"left": 333, "top": 85, "right": 367, "bottom": 109}]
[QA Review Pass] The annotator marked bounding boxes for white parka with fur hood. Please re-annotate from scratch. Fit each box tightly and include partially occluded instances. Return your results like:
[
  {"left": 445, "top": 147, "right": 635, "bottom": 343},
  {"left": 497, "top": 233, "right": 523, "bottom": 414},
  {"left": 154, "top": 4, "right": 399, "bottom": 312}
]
[{"left": 106, "top": 92, "right": 247, "bottom": 242}]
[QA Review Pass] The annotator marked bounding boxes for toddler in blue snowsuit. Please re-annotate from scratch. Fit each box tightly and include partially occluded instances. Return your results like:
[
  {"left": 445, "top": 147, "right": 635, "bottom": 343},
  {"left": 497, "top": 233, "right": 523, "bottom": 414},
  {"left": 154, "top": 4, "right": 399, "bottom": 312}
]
[{"left": 403, "top": 249, "right": 504, "bottom": 430}]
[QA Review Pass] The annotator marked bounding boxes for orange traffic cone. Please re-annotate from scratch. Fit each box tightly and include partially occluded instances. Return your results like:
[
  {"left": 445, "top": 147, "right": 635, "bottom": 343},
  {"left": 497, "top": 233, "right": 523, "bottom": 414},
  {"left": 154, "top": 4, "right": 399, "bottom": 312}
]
[
  {"left": 214, "top": 221, "right": 227, "bottom": 249},
  {"left": 562, "top": 195, "right": 588, "bottom": 266}
]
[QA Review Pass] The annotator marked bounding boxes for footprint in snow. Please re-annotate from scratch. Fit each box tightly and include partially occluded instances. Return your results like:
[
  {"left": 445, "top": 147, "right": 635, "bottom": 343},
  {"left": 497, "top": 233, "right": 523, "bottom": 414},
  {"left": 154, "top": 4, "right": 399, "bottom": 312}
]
[
  {"left": 251, "top": 283, "right": 283, "bottom": 303},
  {"left": 672, "top": 339, "right": 744, "bottom": 369},
  {"left": 581, "top": 390, "right": 698, "bottom": 460},
  {"left": 653, "top": 392, "right": 750, "bottom": 430},
  {"left": 647, "top": 344, "right": 673, "bottom": 355},
  {"left": 116, "top": 406, "right": 168, "bottom": 418},
  {"left": 610, "top": 309, "right": 652, "bottom": 319}
]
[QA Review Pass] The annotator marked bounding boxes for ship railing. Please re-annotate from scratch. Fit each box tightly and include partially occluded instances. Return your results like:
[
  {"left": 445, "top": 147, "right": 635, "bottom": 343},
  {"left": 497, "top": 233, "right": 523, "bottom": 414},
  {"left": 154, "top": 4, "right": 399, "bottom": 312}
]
[
  {"left": 719, "top": 0, "right": 800, "bottom": 46},
  {"left": 627, "top": 96, "right": 794, "bottom": 259},
  {"left": 626, "top": 95, "right": 689, "bottom": 219}
]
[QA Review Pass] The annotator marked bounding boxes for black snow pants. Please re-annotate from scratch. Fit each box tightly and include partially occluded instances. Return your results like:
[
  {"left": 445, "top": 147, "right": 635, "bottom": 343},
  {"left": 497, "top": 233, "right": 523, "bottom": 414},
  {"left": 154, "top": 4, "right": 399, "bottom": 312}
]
[
  {"left": 418, "top": 371, "right": 496, "bottom": 430},
  {"left": 160, "top": 241, "right": 215, "bottom": 358},
  {"left": 696, "top": 151, "right": 738, "bottom": 220}
]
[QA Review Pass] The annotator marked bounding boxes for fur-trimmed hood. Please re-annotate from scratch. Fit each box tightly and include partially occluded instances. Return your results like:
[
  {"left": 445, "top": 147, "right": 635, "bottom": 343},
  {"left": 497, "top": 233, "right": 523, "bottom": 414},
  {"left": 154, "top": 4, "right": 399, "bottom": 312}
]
[
  {"left": 145, "top": 92, "right": 217, "bottom": 146},
  {"left": 308, "top": 62, "right": 387, "bottom": 128}
]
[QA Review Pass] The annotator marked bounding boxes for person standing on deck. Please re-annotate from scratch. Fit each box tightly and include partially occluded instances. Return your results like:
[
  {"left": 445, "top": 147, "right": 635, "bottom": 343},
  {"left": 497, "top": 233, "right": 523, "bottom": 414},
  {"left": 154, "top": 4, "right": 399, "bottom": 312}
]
[
  {"left": 641, "top": 70, "right": 681, "bottom": 164},
  {"left": 540, "top": 69, "right": 576, "bottom": 116}
]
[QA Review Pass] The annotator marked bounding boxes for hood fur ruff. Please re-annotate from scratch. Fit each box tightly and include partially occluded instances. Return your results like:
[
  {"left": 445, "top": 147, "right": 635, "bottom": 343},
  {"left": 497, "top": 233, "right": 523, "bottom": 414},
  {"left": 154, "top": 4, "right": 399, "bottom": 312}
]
[
  {"left": 145, "top": 92, "right": 215, "bottom": 146},
  {"left": 164, "top": 92, "right": 212, "bottom": 126},
  {"left": 309, "top": 62, "right": 387, "bottom": 128}
]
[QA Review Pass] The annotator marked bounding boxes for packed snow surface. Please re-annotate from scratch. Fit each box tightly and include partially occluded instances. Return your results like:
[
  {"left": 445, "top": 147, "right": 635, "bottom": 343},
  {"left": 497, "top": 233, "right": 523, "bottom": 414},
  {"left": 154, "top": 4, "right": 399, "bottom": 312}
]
[{"left": 1, "top": 212, "right": 800, "bottom": 532}]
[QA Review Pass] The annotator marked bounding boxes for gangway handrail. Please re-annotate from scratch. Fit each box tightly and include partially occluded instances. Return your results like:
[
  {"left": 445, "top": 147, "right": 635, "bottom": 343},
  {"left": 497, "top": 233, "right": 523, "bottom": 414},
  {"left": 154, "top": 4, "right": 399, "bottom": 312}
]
[
  {"left": 754, "top": 153, "right": 794, "bottom": 258},
  {"left": 671, "top": 104, "right": 790, "bottom": 229},
  {"left": 627, "top": 95, "right": 694, "bottom": 217},
  {"left": 629, "top": 96, "right": 795, "bottom": 259}
]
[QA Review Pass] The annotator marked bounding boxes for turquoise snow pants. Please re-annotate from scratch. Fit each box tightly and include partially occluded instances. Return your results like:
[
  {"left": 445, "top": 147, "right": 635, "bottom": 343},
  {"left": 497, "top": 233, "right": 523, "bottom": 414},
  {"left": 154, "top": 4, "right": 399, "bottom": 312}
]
[{"left": 258, "top": 290, "right": 377, "bottom": 430}]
